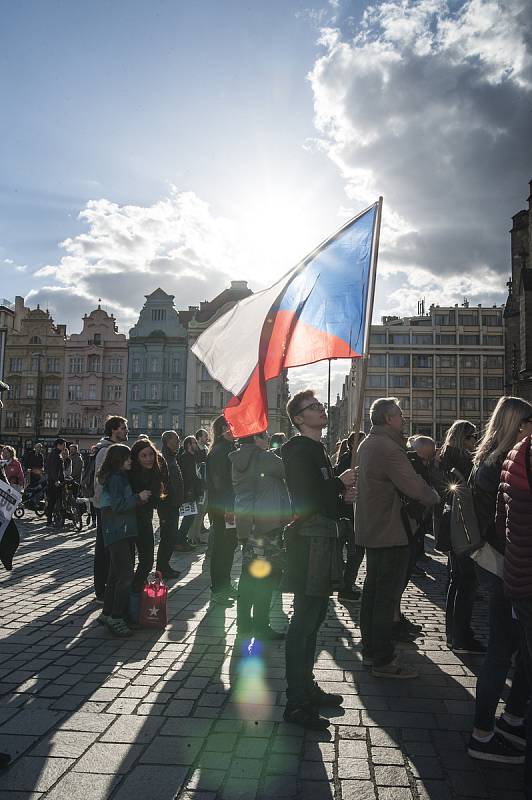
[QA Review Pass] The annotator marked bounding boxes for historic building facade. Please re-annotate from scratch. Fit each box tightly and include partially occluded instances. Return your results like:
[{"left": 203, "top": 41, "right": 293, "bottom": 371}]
[
  {"left": 62, "top": 305, "right": 128, "bottom": 448},
  {"left": 183, "top": 281, "right": 290, "bottom": 436},
  {"left": 504, "top": 180, "right": 532, "bottom": 401},
  {"left": 126, "top": 289, "right": 187, "bottom": 439}
]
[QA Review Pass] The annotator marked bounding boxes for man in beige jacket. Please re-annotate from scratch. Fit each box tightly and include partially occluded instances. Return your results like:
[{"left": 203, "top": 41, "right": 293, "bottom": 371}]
[{"left": 355, "top": 397, "right": 439, "bottom": 678}]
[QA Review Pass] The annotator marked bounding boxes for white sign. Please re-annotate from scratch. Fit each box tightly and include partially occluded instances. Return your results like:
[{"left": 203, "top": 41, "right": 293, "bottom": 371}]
[
  {"left": 0, "top": 478, "right": 22, "bottom": 544},
  {"left": 179, "top": 501, "right": 197, "bottom": 517}
]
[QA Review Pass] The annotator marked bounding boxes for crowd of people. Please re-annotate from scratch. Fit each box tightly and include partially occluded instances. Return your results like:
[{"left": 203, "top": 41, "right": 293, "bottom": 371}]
[{"left": 1, "top": 381, "right": 532, "bottom": 794}]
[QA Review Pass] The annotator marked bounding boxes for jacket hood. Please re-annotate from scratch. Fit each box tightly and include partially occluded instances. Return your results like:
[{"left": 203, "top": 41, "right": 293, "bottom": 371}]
[{"left": 228, "top": 444, "right": 260, "bottom": 473}]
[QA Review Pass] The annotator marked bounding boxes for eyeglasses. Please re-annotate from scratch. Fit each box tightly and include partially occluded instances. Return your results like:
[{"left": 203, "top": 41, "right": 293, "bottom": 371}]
[{"left": 296, "top": 400, "right": 324, "bottom": 415}]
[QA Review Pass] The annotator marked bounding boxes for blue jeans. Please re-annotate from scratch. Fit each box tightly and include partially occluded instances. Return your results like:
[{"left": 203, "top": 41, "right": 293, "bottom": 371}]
[
  {"left": 512, "top": 598, "right": 532, "bottom": 799},
  {"left": 473, "top": 567, "right": 529, "bottom": 730}
]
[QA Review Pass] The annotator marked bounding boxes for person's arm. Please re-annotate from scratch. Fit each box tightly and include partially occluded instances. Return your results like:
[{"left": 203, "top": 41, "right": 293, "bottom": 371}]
[
  {"left": 13, "top": 461, "right": 25, "bottom": 487},
  {"left": 108, "top": 475, "right": 142, "bottom": 513},
  {"left": 385, "top": 447, "right": 440, "bottom": 507},
  {"left": 283, "top": 446, "right": 343, "bottom": 517}
]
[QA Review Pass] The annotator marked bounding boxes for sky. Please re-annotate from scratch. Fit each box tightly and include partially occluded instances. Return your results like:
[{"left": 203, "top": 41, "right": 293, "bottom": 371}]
[{"left": 1, "top": 0, "right": 531, "bottom": 400}]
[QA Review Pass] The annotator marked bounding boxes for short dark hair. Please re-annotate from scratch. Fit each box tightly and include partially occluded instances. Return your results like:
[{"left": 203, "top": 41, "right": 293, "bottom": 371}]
[
  {"left": 212, "top": 415, "right": 229, "bottom": 440},
  {"left": 195, "top": 428, "right": 208, "bottom": 440},
  {"left": 286, "top": 389, "right": 315, "bottom": 430},
  {"left": 54, "top": 438, "right": 66, "bottom": 447},
  {"left": 104, "top": 415, "right": 128, "bottom": 437},
  {"left": 183, "top": 435, "right": 197, "bottom": 451}
]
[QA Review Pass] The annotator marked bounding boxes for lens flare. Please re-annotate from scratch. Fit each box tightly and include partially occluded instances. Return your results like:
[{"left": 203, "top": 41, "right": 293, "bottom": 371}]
[
  {"left": 448, "top": 483, "right": 459, "bottom": 493},
  {"left": 249, "top": 559, "right": 272, "bottom": 579},
  {"left": 234, "top": 651, "right": 270, "bottom": 719}
]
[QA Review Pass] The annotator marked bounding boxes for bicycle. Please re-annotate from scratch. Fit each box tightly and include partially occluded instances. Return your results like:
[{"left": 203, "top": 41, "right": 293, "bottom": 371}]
[{"left": 50, "top": 480, "right": 84, "bottom": 532}]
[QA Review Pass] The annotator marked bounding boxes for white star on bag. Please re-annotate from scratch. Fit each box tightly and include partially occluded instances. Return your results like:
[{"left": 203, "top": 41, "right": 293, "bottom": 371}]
[{"left": 148, "top": 606, "right": 159, "bottom": 618}]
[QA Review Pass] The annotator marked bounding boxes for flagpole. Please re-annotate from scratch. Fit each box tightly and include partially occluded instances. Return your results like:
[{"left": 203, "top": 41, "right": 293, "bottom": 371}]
[
  {"left": 327, "top": 358, "right": 332, "bottom": 453},
  {"left": 350, "top": 196, "right": 383, "bottom": 470}
]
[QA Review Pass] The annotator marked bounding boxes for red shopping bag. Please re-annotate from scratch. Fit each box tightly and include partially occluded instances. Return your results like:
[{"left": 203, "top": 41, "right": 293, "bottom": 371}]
[{"left": 139, "top": 571, "right": 168, "bottom": 628}]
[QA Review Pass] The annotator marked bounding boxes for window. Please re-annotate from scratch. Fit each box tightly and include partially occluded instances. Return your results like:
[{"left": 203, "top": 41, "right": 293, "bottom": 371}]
[
  {"left": 482, "top": 313, "right": 502, "bottom": 327},
  {"left": 8, "top": 383, "right": 20, "bottom": 399},
  {"left": 44, "top": 383, "right": 59, "bottom": 400},
  {"left": 93, "top": 333, "right": 102, "bottom": 345},
  {"left": 4, "top": 411, "right": 18, "bottom": 429},
  {"left": 108, "top": 357, "right": 123, "bottom": 374},
  {"left": 29, "top": 336, "right": 42, "bottom": 344},
  {"left": 88, "top": 384, "right": 97, "bottom": 400},
  {"left": 412, "top": 375, "right": 433, "bottom": 389},
  {"left": 151, "top": 308, "right": 167, "bottom": 321},
  {"left": 370, "top": 333, "right": 386, "bottom": 344},
  {"left": 412, "top": 397, "right": 432, "bottom": 410},
  {"left": 69, "top": 356, "right": 83, "bottom": 373},
  {"left": 461, "top": 375, "right": 479, "bottom": 390},
  {"left": 201, "top": 391, "right": 214, "bottom": 407},
  {"left": 389, "top": 334, "right": 410, "bottom": 344},
  {"left": 43, "top": 411, "right": 59, "bottom": 428},
  {"left": 150, "top": 383, "right": 160, "bottom": 401},
  {"left": 132, "top": 384, "right": 140, "bottom": 401},
  {"left": 66, "top": 413, "right": 82, "bottom": 429},
  {"left": 389, "top": 354, "right": 409, "bottom": 368},
  {"left": 157, "top": 414, "right": 164, "bottom": 430},
  {"left": 88, "top": 414, "right": 99, "bottom": 430},
  {"left": 106, "top": 384, "right": 122, "bottom": 401},
  {"left": 389, "top": 375, "right": 409, "bottom": 388},
  {"left": 436, "top": 397, "right": 457, "bottom": 411},
  {"left": 484, "top": 376, "right": 503, "bottom": 391},
  {"left": 172, "top": 357, "right": 182, "bottom": 375},
  {"left": 369, "top": 354, "right": 386, "bottom": 367},
  {"left": 132, "top": 357, "right": 142, "bottom": 374},
  {"left": 87, "top": 354, "right": 101, "bottom": 372},
  {"left": 172, "top": 384, "right": 181, "bottom": 401},
  {"left": 435, "top": 313, "right": 454, "bottom": 326},
  {"left": 200, "top": 365, "right": 211, "bottom": 380},
  {"left": 436, "top": 334, "right": 456, "bottom": 344},
  {"left": 364, "top": 396, "right": 380, "bottom": 411},
  {"left": 485, "top": 335, "right": 503, "bottom": 346},
  {"left": 171, "top": 414, "right": 180, "bottom": 430},
  {"left": 460, "top": 355, "right": 480, "bottom": 369},
  {"left": 131, "top": 413, "right": 140, "bottom": 429},
  {"left": 367, "top": 374, "right": 386, "bottom": 388},
  {"left": 413, "top": 423, "right": 433, "bottom": 436},
  {"left": 31, "top": 356, "right": 40, "bottom": 371},
  {"left": 412, "top": 334, "right": 433, "bottom": 345},
  {"left": 399, "top": 396, "right": 411, "bottom": 411},
  {"left": 9, "top": 357, "right": 23, "bottom": 372},
  {"left": 150, "top": 357, "right": 160, "bottom": 373},
  {"left": 413, "top": 355, "right": 433, "bottom": 368},
  {"left": 484, "top": 355, "right": 503, "bottom": 369},
  {"left": 436, "top": 375, "right": 456, "bottom": 389},
  {"left": 26, "top": 382, "right": 34, "bottom": 398},
  {"left": 146, "top": 414, "right": 154, "bottom": 430},
  {"left": 436, "top": 354, "right": 456, "bottom": 369},
  {"left": 68, "top": 384, "right": 82, "bottom": 401},
  {"left": 461, "top": 397, "right": 480, "bottom": 411},
  {"left": 459, "top": 313, "right": 478, "bottom": 326},
  {"left": 24, "top": 412, "right": 33, "bottom": 428},
  {"left": 460, "top": 334, "right": 480, "bottom": 345},
  {"left": 47, "top": 357, "right": 60, "bottom": 372},
  {"left": 484, "top": 397, "right": 499, "bottom": 414}
]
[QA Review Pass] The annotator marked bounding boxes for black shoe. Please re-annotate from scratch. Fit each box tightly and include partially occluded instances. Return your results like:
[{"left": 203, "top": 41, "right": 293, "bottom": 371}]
[
  {"left": 283, "top": 703, "right": 330, "bottom": 730},
  {"left": 495, "top": 717, "right": 526, "bottom": 748},
  {"left": 174, "top": 542, "right": 195, "bottom": 552},
  {"left": 411, "top": 565, "right": 427, "bottom": 577},
  {"left": 400, "top": 614, "right": 423, "bottom": 633},
  {"left": 254, "top": 627, "right": 285, "bottom": 641},
  {"left": 309, "top": 684, "right": 344, "bottom": 708},
  {"left": 453, "top": 638, "right": 486, "bottom": 654},
  {"left": 224, "top": 584, "right": 239, "bottom": 599},
  {"left": 392, "top": 623, "right": 420, "bottom": 643},
  {"left": 0, "top": 752, "right": 11, "bottom": 769},
  {"left": 159, "top": 566, "right": 181, "bottom": 579},
  {"left": 338, "top": 587, "right": 361, "bottom": 603},
  {"left": 468, "top": 732, "right": 525, "bottom": 764}
]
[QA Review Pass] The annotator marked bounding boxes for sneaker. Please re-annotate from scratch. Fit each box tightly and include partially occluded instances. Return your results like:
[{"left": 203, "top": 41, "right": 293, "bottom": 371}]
[
  {"left": 495, "top": 717, "right": 527, "bottom": 748},
  {"left": 97, "top": 613, "right": 110, "bottom": 626},
  {"left": 94, "top": 597, "right": 104, "bottom": 606},
  {"left": 309, "top": 684, "right": 344, "bottom": 708},
  {"left": 283, "top": 703, "right": 330, "bottom": 730},
  {"left": 468, "top": 732, "right": 525, "bottom": 764},
  {"left": 254, "top": 627, "right": 286, "bottom": 642},
  {"left": 224, "top": 583, "right": 239, "bottom": 599},
  {"left": 338, "top": 587, "right": 361, "bottom": 603},
  {"left": 372, "top": 657, "right": 418, "bottom": 679},
  {"left": 106, "top": 617, "right": 133, "bottom": 638},
  {"left": 453, "top": 638, "right": 486, "bottom": 654}
]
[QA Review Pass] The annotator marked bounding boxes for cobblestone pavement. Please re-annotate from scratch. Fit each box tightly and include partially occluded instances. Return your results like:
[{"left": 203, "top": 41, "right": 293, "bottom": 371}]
[{"left": 0, "top": 516, "right": 526, "bottom": 800}]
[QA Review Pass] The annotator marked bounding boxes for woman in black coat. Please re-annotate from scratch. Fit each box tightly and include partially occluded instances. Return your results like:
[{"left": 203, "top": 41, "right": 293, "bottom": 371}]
[{"left": 129, "top": 439, "right": 166, "bottom": 591}]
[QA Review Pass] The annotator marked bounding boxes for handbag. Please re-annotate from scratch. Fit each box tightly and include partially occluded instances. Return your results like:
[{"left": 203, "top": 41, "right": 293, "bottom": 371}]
[
  {"left": 449, "top": 469, "right": 483, "bottom": 556},
  {"left": 139, "top": 571, "right": 168, "bottom": 628}
]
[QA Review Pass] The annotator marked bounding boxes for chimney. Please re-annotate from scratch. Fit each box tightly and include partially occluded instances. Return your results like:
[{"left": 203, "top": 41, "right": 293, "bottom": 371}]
[{"left": 230, "top": 281, "right": 248, "bottom": 290}]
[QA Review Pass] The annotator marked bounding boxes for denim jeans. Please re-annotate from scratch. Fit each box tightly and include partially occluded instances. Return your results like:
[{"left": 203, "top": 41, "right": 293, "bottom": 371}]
[
  {"left": 360, "top": 545, "right": 410, "bottom": 667},
  {"left": 473, "top": 567, "right": 529, "bottom": 730},
  {"left": 285, "top": 593, "right": 329, "bottom": 706},
  {"left": 176, "top": 513, "right": 196, "bottom": 544},
  {"left": 94, "top": 508, "right": 110, "bottom": 599},
  {"left": 512, "top": 597, "right": 532, "bottom": 798},
  {"left": 103, "top": 538, "right": 135, "bottom": 619},
  {"left": 209, "top": 512, "right": 237, "bottom": 592},
  {"left": 446, "top": 551, "right": 477, "bottom": 646},
  {"left": 339, "top": 518, "right": 364, "bottom": 588}
]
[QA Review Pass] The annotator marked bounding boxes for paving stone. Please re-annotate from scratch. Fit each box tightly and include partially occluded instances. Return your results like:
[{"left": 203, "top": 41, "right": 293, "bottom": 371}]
[
  {"left": 235, "top": 737, "right": 269, "bottom": 759},
  {"left": 140, "top": 735, "right": 202, "bottom": 765},
  {"left": 341, "top": 780, "right": 377, "bottom": 800},
  {"left": 0, "top": 755, "right": 73, "bottom": 791},
  {"left": 338, "top": 757, "right": 371, "bottom": 779},
  {"left": 261, "top": 775, "right": 298, "bottom": 798},
  {"left": 58, "top": 711, "right": 115, "bottom": 732},
  {"left": 112, "top": 765, "right": 188, "bottom": 799},
  {"left": 161, "top": 717, "right": 213, "bottom": 737},
  {"left": 100, "top": 714, "right": 164, "bottom": 743},
  {"left": 378, "top": 789, "right": 414, "bottom": 800},
  {"left": 185, "top": 769, "right": 225, "bottom": 792},
  {"left": 371, "top": 746, "right": 404, "bottom": 765},
  {"left": 73, "top": 742, "right": 144, "bottom": 773},
  {"left": 45, "top": 772, "right": 118, "bottom": 800},
  {"left": 298, "top": 781, "right": 335, "bottom": 799},
  {"left": 31, "top": 730, "right": 98, "bottom": 758},
  {"left": 0, "top": 709, "right": 65, "bottom": 736},
  {"left": 373, "top": 765, "right": 410, "bottom": 787}
]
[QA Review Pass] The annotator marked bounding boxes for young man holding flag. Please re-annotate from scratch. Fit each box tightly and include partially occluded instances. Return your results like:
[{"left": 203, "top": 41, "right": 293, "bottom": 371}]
[{"left": 281, "top": 389, "right": 356, "bottom": 729}]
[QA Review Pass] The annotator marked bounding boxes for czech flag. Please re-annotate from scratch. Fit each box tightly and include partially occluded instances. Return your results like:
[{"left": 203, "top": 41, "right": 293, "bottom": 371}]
[{"left": 191, "top": 201, "right": 381, "bottom": 437}]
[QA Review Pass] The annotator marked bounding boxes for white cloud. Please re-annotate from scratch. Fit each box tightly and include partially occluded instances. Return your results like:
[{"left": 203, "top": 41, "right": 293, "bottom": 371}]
[{"left": 309, "top": 0, "right": 532, "bottom": 314}]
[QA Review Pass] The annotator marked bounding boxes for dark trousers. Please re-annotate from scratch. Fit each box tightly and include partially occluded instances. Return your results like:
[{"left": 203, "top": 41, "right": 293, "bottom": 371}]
[
  {"left": 157, "top": 507, "right": 179, "bottom": 571},
  {"left": 446, "top": 551, "right": 477, "bottom": 646},
  {"left": 209, "top": 511, "right": 237, "bottom": 592},
  {"left": 94, "top": 508, "right": 110, "bottom": 599},
  {"left": 512, "top": 598, "right": 532, "bottom": 799},
  {"left": 46, "top": 483, "right": 62, "bottom": 524},
  {"left": 103, "top": 538, "right": 135, "bottom": 619},
  {"left": 360, "top": 545, "right": 410, "bottom": 667},
  {"left": 133, "top": 510, "right": 154, "bottom": 591},
  {"left": 285, "top": 593, "right": 329, "bottom": 706},
  {"left": 339, "top": 517, "right": 364, "bottom": 588},
  {"left": 237, "top": 566, "right": 276, "bottom": 634},
  {"left": 176, "top": 513, "right": 196, "bottom": 544},
  {"left": 474, "top": 567, "right": 529, "bottom": 730}
]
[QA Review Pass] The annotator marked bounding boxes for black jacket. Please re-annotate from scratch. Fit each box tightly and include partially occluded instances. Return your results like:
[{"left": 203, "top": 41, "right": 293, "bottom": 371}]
[
  {"left": 160, "top": 446, "right": 185, "bottom": 510},
  {"left": 46, "top": 449, "right": 65, "bottom": 485},
  {"left": 206, "top": 437, "right": 235, "bottom": 514},
  {"left": 178, "top": 450, "right": 203, "bottom": 503},
  {"left": 473, "top": 457, "right": 505, "bottom": 552},
  {"left": 281, "top": 435, "right": 344, "bottom": 521}
]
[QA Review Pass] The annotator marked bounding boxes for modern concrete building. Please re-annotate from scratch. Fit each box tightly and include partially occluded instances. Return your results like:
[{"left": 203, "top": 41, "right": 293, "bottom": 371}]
[
  {"left": 1, "top": 298, "right": 67, "bottom": 448},
  {"left": 62, "top": 305, "right": 128, "bottom": 448},
  {"left": 183, "top": 281, "right": 290, "bottom": 436},
  {"left": 504, "top": 180, "right": 532, "bottom": 401},
  {"left": 126, "top": 288, "right": 187, "bottom": 439},
  {"left": 334, "top": 302, "right": 505, "bottom": 443}
]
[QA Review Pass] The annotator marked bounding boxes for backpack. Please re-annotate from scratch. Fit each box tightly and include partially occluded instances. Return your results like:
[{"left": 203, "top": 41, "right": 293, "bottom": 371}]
[
  {"left": 449, "top": 468, "right": 483, "bottom": 556},
  {"left": 80, "top": 453, "right": 97, "bottom": 499}
]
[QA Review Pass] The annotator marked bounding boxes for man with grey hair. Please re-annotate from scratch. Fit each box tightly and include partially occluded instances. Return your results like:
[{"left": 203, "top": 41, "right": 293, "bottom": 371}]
[{"left": 356, "top": 397, "right": 439, "bottom": 678}]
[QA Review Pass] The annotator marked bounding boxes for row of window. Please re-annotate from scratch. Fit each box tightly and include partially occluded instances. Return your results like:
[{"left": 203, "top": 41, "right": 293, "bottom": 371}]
[
  {"left": 129, "top": 412, "right": 180, "bottom": 431},
  {"left": 131, "top": 356, "right": 182, "bottom": 375},
  {"left": 364, "top": 396, "right": 499, "bottom": 413},
  {"left": 370, "top": 333, "right": 504, "bottom": 346},
  {"left": 369, "top": 354, "right": 504, "bottom": 369},
  {"left": 67, "top": 384, "right": 123, "bottom": 401},
  {"left": 130, "top": 384, "right": 182, "bottom": 402},
  {"left": 367, "top": 374, "right": 503, "bottom": 390},
  {"left": 433, "top": 312, "right": 503, "bottom": 327},
  {"left": 7, "top": 356, "right": 124, "bottom": 374},
  {"left": 3, "top": 411, "right": 104, "bottom": 431}
]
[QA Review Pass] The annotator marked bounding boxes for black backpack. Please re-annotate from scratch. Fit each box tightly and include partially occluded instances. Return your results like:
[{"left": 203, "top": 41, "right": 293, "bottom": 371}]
[{"left": 80, "top": 453, "right": 97, "bottom": 499}]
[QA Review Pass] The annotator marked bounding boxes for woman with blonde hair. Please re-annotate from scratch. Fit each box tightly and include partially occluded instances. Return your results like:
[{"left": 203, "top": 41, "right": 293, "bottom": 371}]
[{"left": 469, "top": 396, "right": 532, "bottom": 764}]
